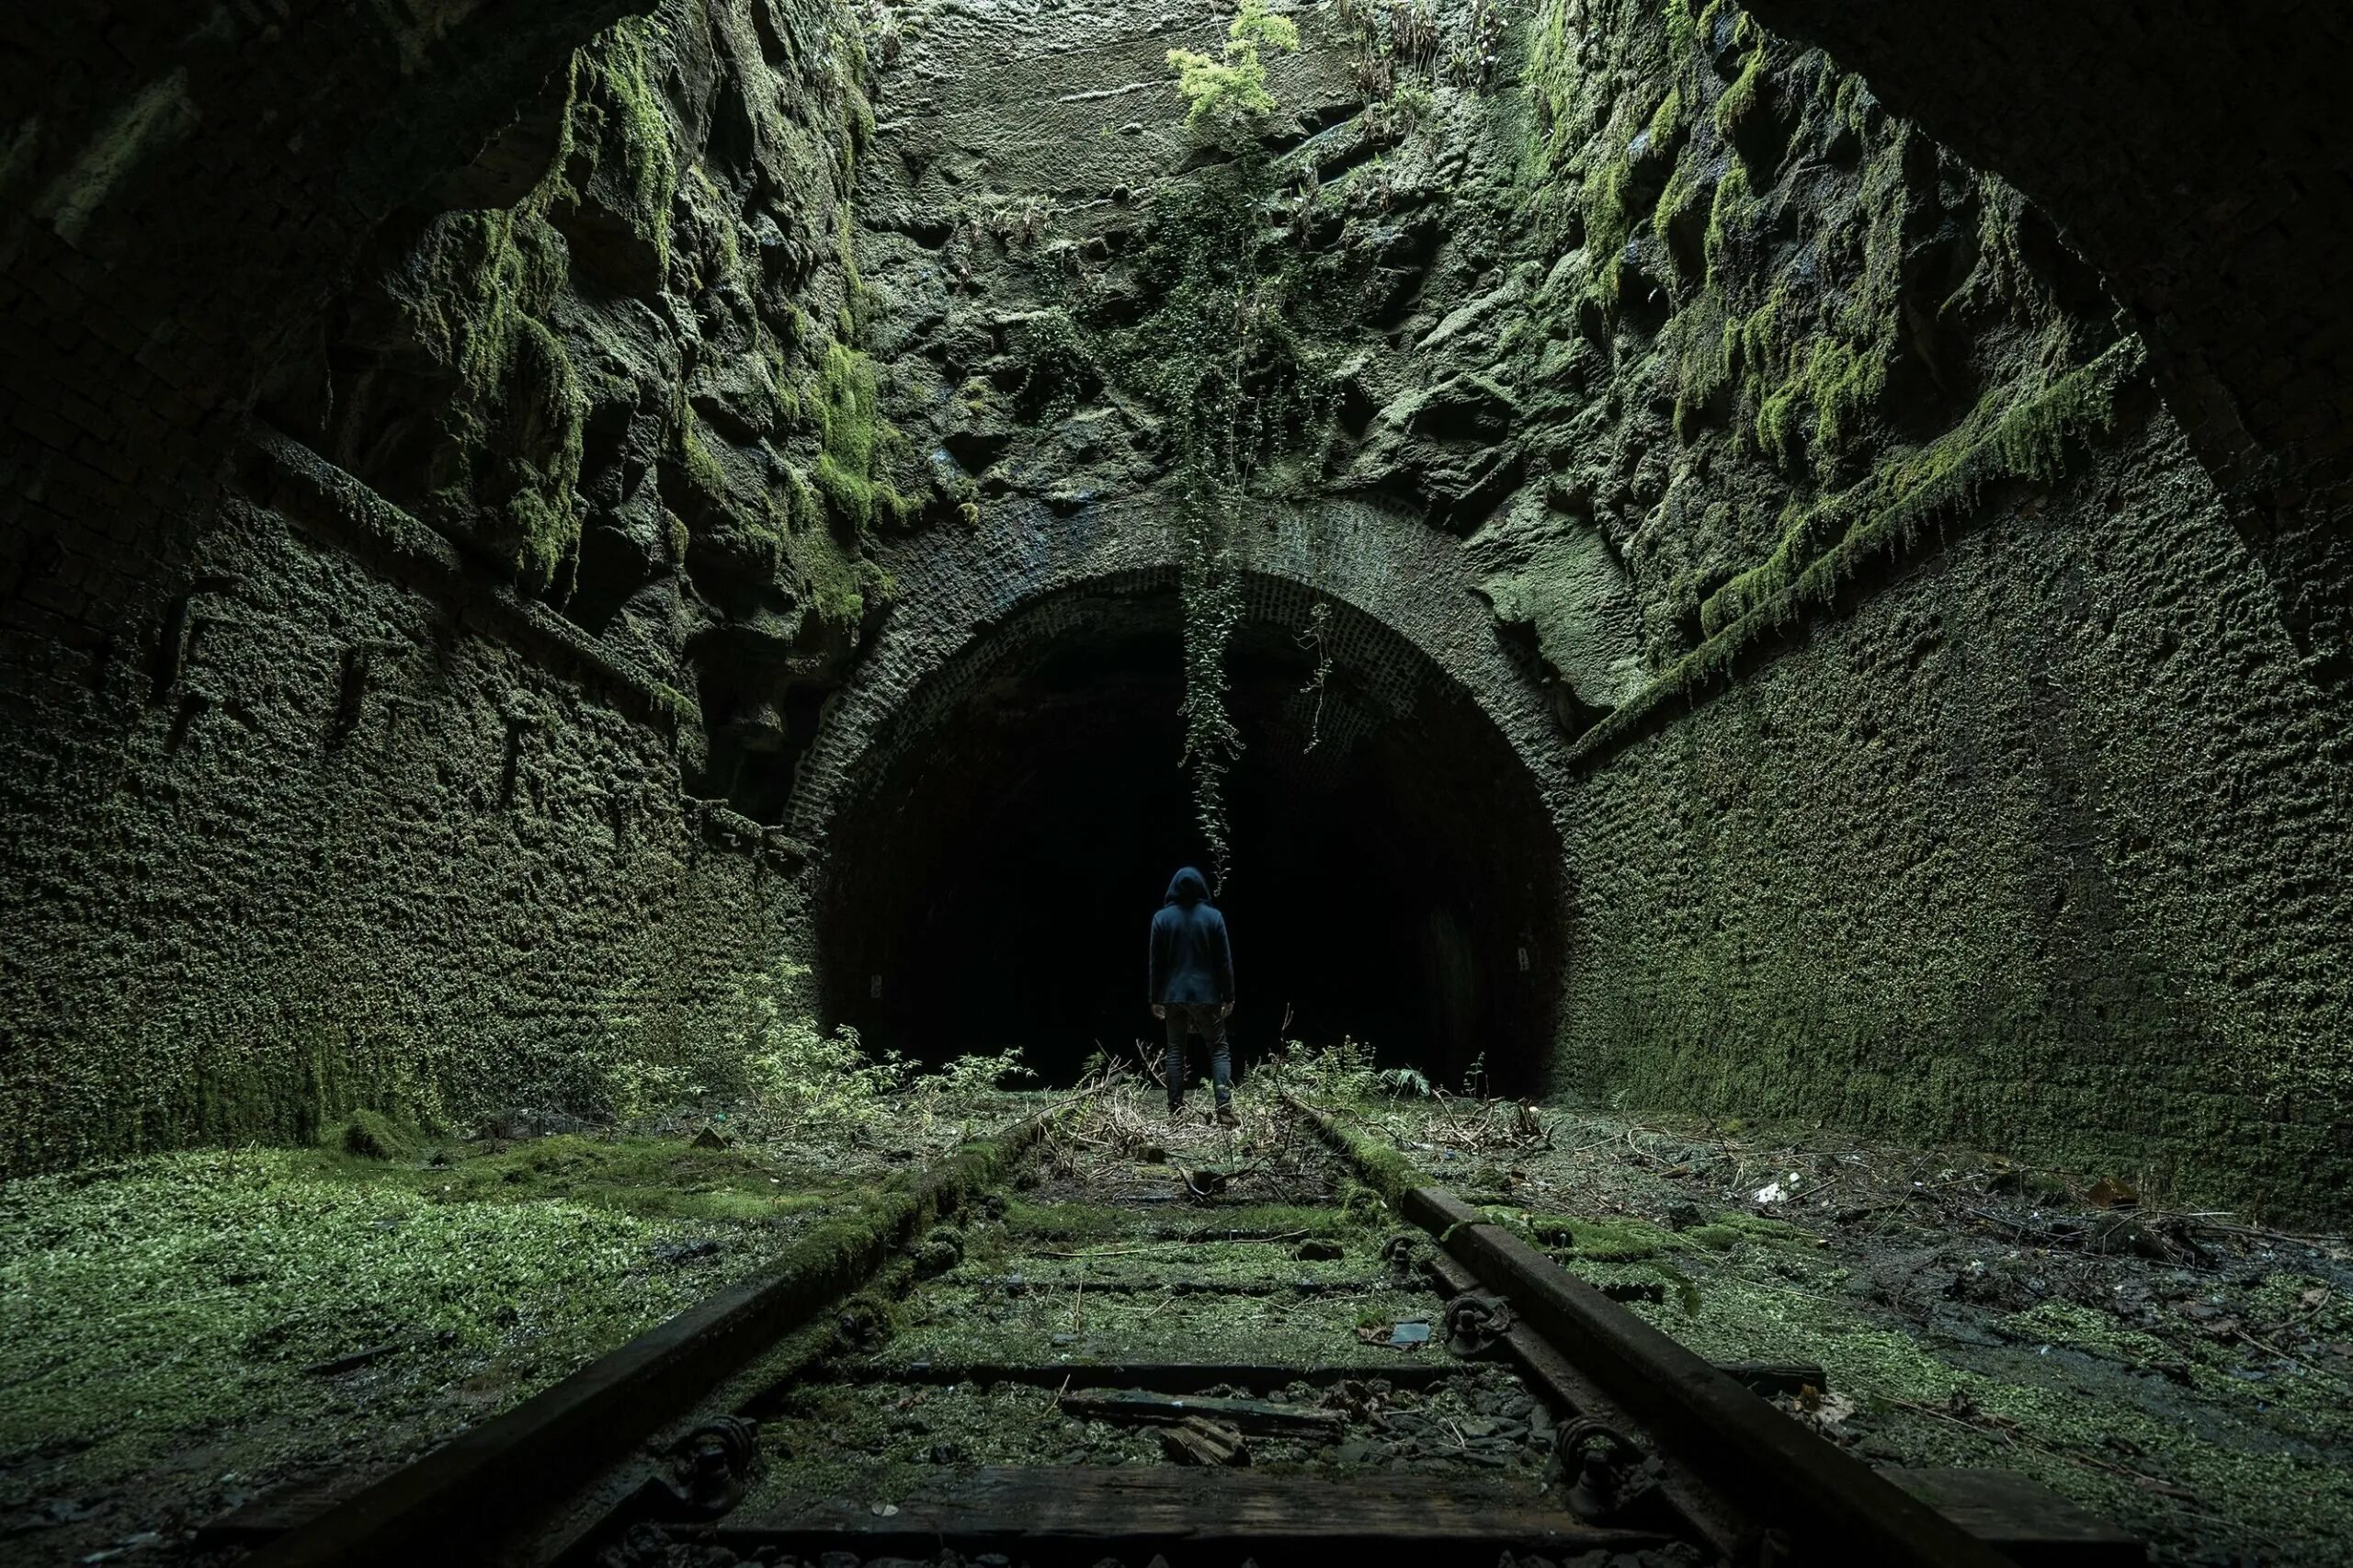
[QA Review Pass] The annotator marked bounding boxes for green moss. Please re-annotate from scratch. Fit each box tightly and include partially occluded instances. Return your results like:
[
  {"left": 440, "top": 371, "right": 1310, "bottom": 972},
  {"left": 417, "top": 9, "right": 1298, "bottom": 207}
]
[
  {"left": 1715, "top": 47, "right": 1767, "bottom": 138},
  {"left": 1000, "top": 1199, "right": 1356, "bottom": 1243},
  {"left": 1665, "top": 288, "right": 1730, "bottom": 438},
  {"left": 812, "top": 340, "right": 910, "bottom": 534},
  {"left": 1525, "top": 1, "right": 1583, "bottom": 170},
  {"left": 1703, "top": 158, "right": 1752, "bottom": 281},
  {"left": 1749, "top": 334, "right": 1887, "bottom": 473},
  {"left": 1830, "top": 72, "right": 1871, "bottom": 140},
  {"left": 1292, "top": 1106, "right": 1428, "bottom": 1208},
  {"left": 1574, "top": 337, "right": 2145, "bottom": 771},
  {"left": 2002, "top": 1301, "right": 2177, "bottom": 1366},
  {"left": 1660, "top": 0, "right": 1701, "bottom": 68},
  {"left": 1582, "top": 147, "right": 1636, "bottom": 294},
  {"left": 1683, "top": 1210, "right": 1817, "bottom": 1252},
  {"left": 777, "top": 460, "right": 817, "bottom": 532},
  {"left": 0, "top": 1140, "right": 837, "bottom": 1494},
  {"left": 1549, "top": 1213, "right": 1679, "bottom": 1261},
  {"left": 651, "top": 682, "right": 700, "bottom": 726},
  {"left": 1653, "top": 152, "right": 1710, "bottom": 280},
  {"left": 1646, "top": 85, "right": 1686, "bottom": 149},
  {"left": 337, "top": 1108, "right": 416, "bottom": 1161},
  {"left": 677, "top": 418, "right": 731, "bottom": 503},
  {"left": 393, "top": 206, "right": 586, "bottom": 592},
  {"left": 789, "top": 526, "right": 888, "bottom": 631},
  {"left": 564, "top": 17, "right": 679, "bottom": 265},
  {"left": 1631, "top": 1267, "right": 2353, "bottom": 1560},
  {"left": 0, "top": 1113, "right": 1040, "bottom": 1508}
]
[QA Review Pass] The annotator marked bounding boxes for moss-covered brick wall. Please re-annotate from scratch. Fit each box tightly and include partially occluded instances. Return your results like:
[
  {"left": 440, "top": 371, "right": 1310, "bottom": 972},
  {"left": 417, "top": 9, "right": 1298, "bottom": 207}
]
[
  {"left": 0, "top": 485, "right": 799, "bottom": 1172},
  {"left": 1506, "top": 0, "right": 2353, "bottom": 1220},
  {"left": 1558, "top": 411, "right": 2353, "bottom": 1220},
  {"left": 0, "top": 0, "right": 887, "bottom": 1171}
]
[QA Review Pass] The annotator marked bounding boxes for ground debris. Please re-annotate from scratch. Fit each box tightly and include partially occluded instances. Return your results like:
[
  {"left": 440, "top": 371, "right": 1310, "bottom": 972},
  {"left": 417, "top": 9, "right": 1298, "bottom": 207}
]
[
  {"left": 1056, "top": 1388, "right": 1342, "bottom": 1437},
  {"left": 1157, "top": 1415, "right": 1248, "bottom": 1466}
]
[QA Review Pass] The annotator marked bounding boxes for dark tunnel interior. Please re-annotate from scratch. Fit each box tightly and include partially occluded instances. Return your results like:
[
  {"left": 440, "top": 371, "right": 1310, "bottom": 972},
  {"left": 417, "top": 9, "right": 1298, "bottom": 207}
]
[{"left": 817, "top": 586, "right": 1563, "bottom": 1094}]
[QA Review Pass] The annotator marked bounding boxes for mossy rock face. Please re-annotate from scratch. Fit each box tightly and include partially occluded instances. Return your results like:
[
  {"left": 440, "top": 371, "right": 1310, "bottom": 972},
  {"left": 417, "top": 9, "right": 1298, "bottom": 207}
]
[
  {"left": 299, "top": 0, "right": 896, "bottom": 841},
  {"left": 338, "top": 1109, "right": 419, "bottom": 1162}
]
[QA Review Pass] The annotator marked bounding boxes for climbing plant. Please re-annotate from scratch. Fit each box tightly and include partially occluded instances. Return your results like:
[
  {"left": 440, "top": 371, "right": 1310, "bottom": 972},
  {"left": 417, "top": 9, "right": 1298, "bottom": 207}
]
[
  {"left": 1298, "top": 599, "right": 1334, "bottom": 753},
  {"left": 1094, "top": 157, "right": 1341, "bottom": 889},
  {"left": 1075, "top": 8, "right": 1331, "bottom": 890}
]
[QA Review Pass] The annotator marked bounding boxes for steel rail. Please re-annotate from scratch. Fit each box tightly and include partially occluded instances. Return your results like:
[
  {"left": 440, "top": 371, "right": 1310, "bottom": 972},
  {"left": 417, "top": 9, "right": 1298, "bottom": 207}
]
[
  {"left": 234, "top": 1112, "right": 1059, "bottom": 1568},
  {"left": 1289, "top": 1093, "right": 2019, "bottom": 1568}
]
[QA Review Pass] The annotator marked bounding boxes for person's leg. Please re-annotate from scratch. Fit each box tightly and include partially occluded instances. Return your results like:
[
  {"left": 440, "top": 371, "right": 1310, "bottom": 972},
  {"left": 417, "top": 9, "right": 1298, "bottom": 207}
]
[
  {"left": 1207, "top": 1008, "right": 1233, "bottom": 1116},
  {"left": 1164, "top": 1008, "right": 1188, "bottom": 1111}
]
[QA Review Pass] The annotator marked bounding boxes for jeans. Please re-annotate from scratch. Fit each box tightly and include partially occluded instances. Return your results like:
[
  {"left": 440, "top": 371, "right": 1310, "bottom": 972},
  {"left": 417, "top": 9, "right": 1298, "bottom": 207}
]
[{"left": 1161, "top": 1003, "right": 1232, "bottom": 1108}]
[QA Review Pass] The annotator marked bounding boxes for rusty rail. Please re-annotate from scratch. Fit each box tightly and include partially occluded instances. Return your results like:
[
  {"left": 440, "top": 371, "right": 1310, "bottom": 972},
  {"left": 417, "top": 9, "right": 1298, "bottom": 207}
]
[
  {"left": 233, "top": 1111, "right": 1060, "bottom": 1568},
  {"left": 1287, "top": 1093, "right": 2018, "bottom": 1568}
]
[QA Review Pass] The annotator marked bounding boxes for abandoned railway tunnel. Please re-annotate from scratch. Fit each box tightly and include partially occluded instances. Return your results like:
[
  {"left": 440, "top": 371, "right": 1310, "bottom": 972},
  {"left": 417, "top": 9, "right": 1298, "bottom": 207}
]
[
  {"left": 813, "top": 558, "right": 1564, "bottom": 1086},
  {"left": 800, "top": 495, "right": 1572, "bottom": 1086},
  {"left": 6, "top": 0, "right": 2353, "bottom": 1560}
]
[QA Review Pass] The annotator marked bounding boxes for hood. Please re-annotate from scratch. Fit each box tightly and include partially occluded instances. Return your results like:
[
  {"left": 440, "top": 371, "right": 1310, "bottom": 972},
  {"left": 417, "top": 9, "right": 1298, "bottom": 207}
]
[{"left": 1165, "top": 866, "right": 1211, "bottom": 905}]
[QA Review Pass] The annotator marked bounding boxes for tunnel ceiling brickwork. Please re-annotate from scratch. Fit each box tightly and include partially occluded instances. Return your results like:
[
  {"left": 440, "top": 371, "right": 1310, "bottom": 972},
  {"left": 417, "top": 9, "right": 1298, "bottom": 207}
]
[
  {"left": 789, "top": 494, "right": 1573, "bottom": 845},
  {"left": 0, "top": 0, "right": 2348, "bottom": 1213}
]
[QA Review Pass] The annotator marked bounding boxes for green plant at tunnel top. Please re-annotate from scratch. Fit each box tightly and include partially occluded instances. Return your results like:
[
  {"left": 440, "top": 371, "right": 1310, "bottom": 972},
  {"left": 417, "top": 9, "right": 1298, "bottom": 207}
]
[{"left": 1166, "top": 0, "right": 1302, "bottom": 138}]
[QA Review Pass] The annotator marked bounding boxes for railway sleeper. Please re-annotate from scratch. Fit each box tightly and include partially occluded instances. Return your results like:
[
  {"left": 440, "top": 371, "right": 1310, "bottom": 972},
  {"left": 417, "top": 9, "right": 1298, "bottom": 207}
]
[{"left": 213, "top": 1094, "right": 2143, "bottom": 1568}]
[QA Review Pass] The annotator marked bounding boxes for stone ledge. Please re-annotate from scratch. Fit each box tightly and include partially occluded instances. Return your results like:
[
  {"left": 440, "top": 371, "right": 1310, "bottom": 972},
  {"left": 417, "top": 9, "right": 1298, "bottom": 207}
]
[{"left": 235, "top": 424, "right": 690, "bottom": 743}]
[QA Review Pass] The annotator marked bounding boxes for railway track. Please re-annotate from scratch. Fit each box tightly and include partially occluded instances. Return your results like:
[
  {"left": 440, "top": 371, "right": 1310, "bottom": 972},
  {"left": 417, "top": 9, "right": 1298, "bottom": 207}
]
[{"left": 205, "top": 1089, "right": 2140, "bottom": 1568}]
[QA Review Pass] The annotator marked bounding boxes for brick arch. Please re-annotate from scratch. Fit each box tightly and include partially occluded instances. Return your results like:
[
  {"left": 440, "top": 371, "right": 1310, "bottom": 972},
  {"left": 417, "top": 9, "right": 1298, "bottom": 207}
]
[{"left": 786, "top": 494, "right": 1574, "bottom": 846}]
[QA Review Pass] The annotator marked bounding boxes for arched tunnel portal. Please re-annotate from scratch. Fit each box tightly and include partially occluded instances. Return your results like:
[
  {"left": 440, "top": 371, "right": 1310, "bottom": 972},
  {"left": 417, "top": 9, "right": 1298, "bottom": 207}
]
[{"left": 798, "top": 505, "right": 1572, "bottom": 1096}]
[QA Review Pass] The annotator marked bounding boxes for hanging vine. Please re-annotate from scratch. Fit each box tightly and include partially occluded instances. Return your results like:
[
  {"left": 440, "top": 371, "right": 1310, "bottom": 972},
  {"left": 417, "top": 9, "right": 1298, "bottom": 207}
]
[
  {"left": 1093, "top": 154, "right": 1336, "bottom": 891},
  {"left": 1297, "top": 599, "right": 1335, "bottom": 753},
  {"left": 1057, "top": 8, "right": 1343, "bottom": 889}
]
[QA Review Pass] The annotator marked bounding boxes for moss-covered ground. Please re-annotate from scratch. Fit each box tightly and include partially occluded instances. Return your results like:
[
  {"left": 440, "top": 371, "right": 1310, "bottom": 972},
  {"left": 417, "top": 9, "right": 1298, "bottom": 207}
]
[
  {"left": 12, "top": 1075, "right": 2347, "bottom": 1563},
  {"left": 740, "top": 1084, "right": 1561, "bottom": 1518},
  {"left": 0, "top": 1096, "right": 1034, "bottom": 1565}
]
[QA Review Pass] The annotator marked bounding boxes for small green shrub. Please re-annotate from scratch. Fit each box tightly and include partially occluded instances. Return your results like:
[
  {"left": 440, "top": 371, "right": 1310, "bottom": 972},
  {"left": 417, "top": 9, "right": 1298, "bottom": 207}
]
[
  {"left": 1166, "top": 0, "right": 1302, "bottom": 136},
  {"left": 729, "top": 962, "right": 1031, "bottom": 1136}
]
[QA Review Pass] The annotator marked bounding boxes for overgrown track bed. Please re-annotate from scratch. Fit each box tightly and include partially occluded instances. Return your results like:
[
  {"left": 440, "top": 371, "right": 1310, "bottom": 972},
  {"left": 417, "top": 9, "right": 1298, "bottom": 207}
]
[{"left": 210, "top": 1090, "right": 2139, "bottom": 1568}]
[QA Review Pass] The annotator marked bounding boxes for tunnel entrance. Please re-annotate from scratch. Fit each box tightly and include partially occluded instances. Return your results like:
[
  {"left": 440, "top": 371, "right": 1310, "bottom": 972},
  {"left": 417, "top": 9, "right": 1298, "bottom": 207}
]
[{"left": 816, "top": 578, "right": 1563, "bottom": 1094}]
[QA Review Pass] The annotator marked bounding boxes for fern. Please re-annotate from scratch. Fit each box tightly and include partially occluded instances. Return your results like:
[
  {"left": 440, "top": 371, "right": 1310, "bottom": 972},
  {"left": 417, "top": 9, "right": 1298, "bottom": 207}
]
[{"left": 1166, "top": 0, "right": 1302, "bottom": 136}]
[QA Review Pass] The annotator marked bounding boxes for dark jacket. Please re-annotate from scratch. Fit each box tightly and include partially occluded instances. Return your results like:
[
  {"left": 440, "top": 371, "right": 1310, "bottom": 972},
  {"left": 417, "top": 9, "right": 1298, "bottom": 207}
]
[{"left": 1148, "top": 867, "right": 1234, "bottom": 1006}]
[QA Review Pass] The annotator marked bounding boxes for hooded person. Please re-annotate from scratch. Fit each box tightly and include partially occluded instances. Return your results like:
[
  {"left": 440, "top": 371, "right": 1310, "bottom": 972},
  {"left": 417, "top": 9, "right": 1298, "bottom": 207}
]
[{"left": 1149, "top": 866, "right": 1237, "bottom": 1124}]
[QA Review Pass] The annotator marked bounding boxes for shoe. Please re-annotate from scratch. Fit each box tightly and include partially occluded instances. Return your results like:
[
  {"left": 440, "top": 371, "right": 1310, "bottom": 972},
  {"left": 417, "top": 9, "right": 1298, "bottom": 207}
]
[
  {"left": 1167, "top": 1102, "right": 1185, "bottom": 1119},
  {"left": 1216, "top": 1103, "right": 1239, "bottom": 1128}
]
